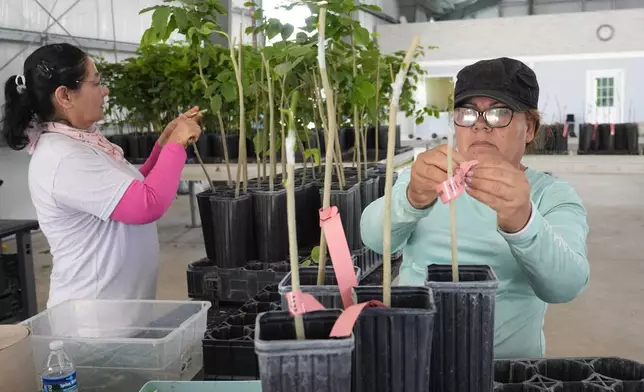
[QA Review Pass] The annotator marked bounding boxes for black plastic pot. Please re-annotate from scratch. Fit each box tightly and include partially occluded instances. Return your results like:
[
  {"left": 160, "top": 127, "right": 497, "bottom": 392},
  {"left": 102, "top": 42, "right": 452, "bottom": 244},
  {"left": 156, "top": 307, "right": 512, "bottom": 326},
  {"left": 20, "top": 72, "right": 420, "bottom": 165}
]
[
  {"left": 211, "top": 133, "right": 240, "bottom": 161},
  {"left": 578, "top": 124, "right": 600, "bottom": 154},
  {"left": 352, "top": 286, "right": 436, "bottom": 392},
  {"left": 186, "top": 259, "right": 218, "bottom": 299},
  {"left": 552, "top": 124, "right": 568, "bottom": 154},
  {"left": 321, "top": 182, "right": 362, "bottom": 251},
  {"left": 425, "top": 264, "right": 499, "bottom": 392},
  {"left": 626, "top": 123, "right": 639, "bottom": 155},
  {"left": 252, "top": 188, "right": 289, "bottom": 263},
  {"left": 614, "top": 124, "right": 628, "bottom": 152},
  {"left": 373, "top": 170, "right": 398, "bottom": 198},
  {"left": 137, "top": 133, "right": 151, "bottom": 160},
  {"left": 360, "top": 177, "right": 378, "bottom": 212},
  {"left": 351, "top": 246, "right": 384, "bottom": 280},
  {"left": 338, "top": 127, "right": 354, "bottom": 152},
  {"left": 377, "top": 125, "right": 401, "bottom": 152},
  {"left": 278, "top": 265, "right": 362, "bottom": 309},
  {"left": 108, "top": 134, "right": 129, "bottom": 159},
  {"left": 255, "top": 310, "right": 354, "bottom": 392},
  {"left": 196, "top": 190, "right": 217, "bottom": 261},
  {"left": 126, "top": 134, "right": 140, "bottom": 160},
  {"left": 598, "top": 124, "right": 613, "bottom": 153},
  {"left": 209, "top": 193, "right": 256, "bottom": 268},
  {"left": 295, "top": 182, "right": 321, "bottom": 250}
]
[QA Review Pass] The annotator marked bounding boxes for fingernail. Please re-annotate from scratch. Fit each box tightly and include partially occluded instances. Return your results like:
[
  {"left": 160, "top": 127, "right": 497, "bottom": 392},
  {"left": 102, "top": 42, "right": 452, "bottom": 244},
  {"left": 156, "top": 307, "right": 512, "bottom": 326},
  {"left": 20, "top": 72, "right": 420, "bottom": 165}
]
[
  {"left": 466, "top": 171, "right": 473, "bottom": 177},
  {"left": 465, "top": 177, "right": 472, "bottom": 184}
]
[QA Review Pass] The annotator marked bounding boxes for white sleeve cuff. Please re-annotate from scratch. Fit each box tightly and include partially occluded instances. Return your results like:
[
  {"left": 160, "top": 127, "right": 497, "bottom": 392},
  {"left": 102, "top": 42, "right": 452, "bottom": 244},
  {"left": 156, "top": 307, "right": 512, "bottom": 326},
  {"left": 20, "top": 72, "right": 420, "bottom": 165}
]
[{"left": 498, "top": 200, "right": 537, "bottom": 238}]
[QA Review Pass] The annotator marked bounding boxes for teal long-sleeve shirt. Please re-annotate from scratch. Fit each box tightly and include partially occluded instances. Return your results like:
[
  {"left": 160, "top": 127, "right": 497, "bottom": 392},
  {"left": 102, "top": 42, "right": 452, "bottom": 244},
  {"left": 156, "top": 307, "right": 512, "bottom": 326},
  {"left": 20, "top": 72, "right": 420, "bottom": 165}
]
[{"left": 360, "top": 166, "right": 590, "bottom": 359}]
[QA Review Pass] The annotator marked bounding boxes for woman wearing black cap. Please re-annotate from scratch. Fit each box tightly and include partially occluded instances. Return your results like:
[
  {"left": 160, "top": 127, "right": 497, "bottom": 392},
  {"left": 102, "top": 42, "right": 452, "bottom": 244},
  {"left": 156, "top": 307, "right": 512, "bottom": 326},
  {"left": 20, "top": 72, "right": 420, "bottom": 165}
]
[{"left": 361, "top": 57, "right": 589, "bottom": 358}]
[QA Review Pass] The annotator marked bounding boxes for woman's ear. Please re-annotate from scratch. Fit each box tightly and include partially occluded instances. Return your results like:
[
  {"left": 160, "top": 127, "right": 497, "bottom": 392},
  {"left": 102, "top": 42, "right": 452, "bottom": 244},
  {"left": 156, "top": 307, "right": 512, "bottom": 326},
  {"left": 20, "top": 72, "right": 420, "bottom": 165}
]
[
  {"left": 525, "top": 118, "right": 535, "bottom": 144},
  {"left": 53, "top": 85, "right": 74, "bottom": 110}
]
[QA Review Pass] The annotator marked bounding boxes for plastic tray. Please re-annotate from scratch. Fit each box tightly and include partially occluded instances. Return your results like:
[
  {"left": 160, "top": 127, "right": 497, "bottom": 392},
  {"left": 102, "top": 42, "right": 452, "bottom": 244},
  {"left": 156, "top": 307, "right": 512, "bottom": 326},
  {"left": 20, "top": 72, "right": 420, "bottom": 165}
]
[
  {"left": 202, "top": 285, "right": 281, "bottom": 379},
  {"left": 203, "top": 262, "right": 290, "bottom": 304},
  {"left": 278, "top": 266, "right": 362, "bottom": 310},
  {"left": 494, "top": 357, "right": 644, "bottom": 391},
  {"left": 138, "top": 380, "right": 261, "bottom": 392},
  {"left": 21, "top": 299, "right": 211, "bottom": 392}
]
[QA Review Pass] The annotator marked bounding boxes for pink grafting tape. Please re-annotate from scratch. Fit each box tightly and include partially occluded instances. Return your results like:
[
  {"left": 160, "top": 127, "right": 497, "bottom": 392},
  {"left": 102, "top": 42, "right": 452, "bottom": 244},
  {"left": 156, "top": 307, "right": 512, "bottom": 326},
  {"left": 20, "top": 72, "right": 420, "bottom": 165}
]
[
  {"left": 319, "top": 206, "right": 359, "bottom": 309},
  {"left": 436, "top": 160, "right": 479, "bottom": 204},
  {"left": 610, "top": 123, "right": 615, "bottom": 136},
  {"left": 563, "top": 123, "right": 569, "bottom": 138},
  {"left": 329, "top": 300, "right": 387, "bottom": 337},
  {"left": 592, "top": 123, "right": 598, "bottom": 141},
  {"left": 285, "top": 291, "right": 326, "bottom": 316}
]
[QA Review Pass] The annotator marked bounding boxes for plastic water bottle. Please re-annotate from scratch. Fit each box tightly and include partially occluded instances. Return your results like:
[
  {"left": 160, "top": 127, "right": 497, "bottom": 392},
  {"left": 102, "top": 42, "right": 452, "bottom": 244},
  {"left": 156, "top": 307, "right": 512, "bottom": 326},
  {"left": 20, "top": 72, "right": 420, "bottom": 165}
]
[{"left": 41, "top": 340, "right": 79, "bottom": 392}]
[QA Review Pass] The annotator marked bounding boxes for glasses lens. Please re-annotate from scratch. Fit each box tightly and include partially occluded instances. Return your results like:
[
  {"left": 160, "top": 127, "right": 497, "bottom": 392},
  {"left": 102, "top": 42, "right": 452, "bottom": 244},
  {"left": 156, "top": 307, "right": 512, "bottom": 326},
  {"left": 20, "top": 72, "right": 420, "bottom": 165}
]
[
  {"left": 454, "top": 108, "right": 478, "bottom": 126},
  {"left": 485, "top": 108, "right": 513, "bottom": 127}
]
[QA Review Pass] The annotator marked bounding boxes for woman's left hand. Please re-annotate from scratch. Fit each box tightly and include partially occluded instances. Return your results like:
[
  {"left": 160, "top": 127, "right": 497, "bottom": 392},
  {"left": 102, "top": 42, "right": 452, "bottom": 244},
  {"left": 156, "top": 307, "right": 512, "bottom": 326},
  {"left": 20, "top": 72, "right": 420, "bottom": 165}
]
[
  {"left": 464, "top": 159, "right": 532, "bottom": 233},
  {"left": 159, "top": 106, "right": 201, "bottom": 147}
]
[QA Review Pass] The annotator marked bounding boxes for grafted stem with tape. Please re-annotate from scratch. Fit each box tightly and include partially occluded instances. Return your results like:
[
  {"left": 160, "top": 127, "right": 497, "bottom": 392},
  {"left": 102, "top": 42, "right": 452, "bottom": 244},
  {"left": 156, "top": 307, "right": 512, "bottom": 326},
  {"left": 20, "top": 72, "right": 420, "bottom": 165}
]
[
  {"left": 447, "top": 79, "right": 459, "bottom": 282},
  {"left": 382, "top": 36, "right": 420, "bottom": 307}
]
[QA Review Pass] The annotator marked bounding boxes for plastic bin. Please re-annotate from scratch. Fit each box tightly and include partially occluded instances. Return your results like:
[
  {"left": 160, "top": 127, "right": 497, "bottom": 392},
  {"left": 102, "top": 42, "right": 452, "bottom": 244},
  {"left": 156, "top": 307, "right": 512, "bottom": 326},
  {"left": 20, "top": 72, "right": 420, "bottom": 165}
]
[
  {"left": 138, "top": 380, "right": 261, "bottom": 392},
  {"left": 21, "top": 299, "right": 211, "bottom": 392}
]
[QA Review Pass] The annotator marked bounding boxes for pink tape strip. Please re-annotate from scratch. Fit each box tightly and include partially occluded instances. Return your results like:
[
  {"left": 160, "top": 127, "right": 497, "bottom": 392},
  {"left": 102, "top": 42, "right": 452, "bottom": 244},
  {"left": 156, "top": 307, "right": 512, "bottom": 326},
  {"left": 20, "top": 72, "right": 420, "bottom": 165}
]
[
  {"left": 329, "top": 300, "right": 387, "bottom": 337},
  {"left": 285, "top": 291, "right": 326, "bottom": 316},
  {"left": 319, "top": 207, "right": 359, "bottom": 309},
  {"left": 592, "top": 124, "right": 598, "bottom": 141},
  {"left": 563, "top": 123, "right": 569, "bottom": 138},
  {"left": 436, "top": 160, "right": 479, "bottom": 204},
  {"left": 610, "top": 123, "right": 615, "bottom": 136}
]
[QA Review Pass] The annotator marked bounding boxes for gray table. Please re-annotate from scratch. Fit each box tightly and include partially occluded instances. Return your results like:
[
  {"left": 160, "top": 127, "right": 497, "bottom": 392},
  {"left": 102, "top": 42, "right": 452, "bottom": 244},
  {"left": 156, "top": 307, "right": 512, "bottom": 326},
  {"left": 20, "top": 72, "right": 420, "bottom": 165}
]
[{"left": 0, "top": 220, "right": 39, "bottom": 321}]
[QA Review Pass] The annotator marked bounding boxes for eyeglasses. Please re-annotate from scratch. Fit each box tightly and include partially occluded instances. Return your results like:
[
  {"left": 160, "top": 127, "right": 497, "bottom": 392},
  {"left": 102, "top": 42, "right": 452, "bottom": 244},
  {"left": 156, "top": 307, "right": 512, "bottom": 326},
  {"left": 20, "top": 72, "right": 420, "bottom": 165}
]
[
  {"left": 77, "top": 74, "right": 103, "bottom": 87},
  {"left": 454, "top": 107, "right": 515, "bottom": 128}
]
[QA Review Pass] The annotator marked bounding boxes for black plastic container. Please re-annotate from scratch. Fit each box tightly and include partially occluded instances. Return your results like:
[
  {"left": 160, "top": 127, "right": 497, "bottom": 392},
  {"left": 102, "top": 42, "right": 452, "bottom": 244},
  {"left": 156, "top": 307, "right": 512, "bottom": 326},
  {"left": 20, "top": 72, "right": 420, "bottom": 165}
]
[
  {"left": 352, "top": 286, "right": 436, "bottom": 392},
  {"left": 425, "top": 264, "right": 499, "bottom": 392},
  {"left": 278, "top": 265, "right": 362, "bottom": 310},
  {"left": 126, "top": 134, "right": 140, "bottom": 160},
  {"left": 352, "top": 246, "right": 384, "bottom": 280},
  {"left": 323, "top": 182, "right": 362, "bottom": 251},
  {"left": 255, "top": 309, "right": 354, "bottom": 392},
  {"left": 598, "top": 124, "right": 614, "bottom": 153},
  {"left": 203, "top": 285, "right": 281, "bottom": 378},
  {"left": 212, "top": 133, "right": 240, "bottom": 161},
  {"left": 196, "top": 189, "right": 217, "bottom": 261},
  {"left": 252, "top": 188, "right": 289, "bottom": 263},
  {"left": 186, "top": 259, "right": 218, "bottom": 299},
  {"left": 203, "top": 261, "right": 290, "bottom": 304},
  {"left": 626, "top": 123, "right": 640, "bottom": 155},
  {"left": 295, "top": 182, "right": 321, "bottom": 250},
  {"left": 210, "top": 193, "right": 256, "bottom": 268},
  {"left": 578, "top": 124, "right": 600, "bottom": 154},
  {"left": 493, "top": 357, "right": 644, "bottom": 392},
  {"left": 360, "top": 177, "right": 378, "bottom": 212}
]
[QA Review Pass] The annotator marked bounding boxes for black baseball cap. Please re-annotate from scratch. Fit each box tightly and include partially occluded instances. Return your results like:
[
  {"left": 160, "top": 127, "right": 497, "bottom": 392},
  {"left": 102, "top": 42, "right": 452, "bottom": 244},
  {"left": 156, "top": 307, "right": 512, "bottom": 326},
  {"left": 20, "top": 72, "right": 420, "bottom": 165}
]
[{"left": 454, "top": 57, "right": 539, "bottom": 112}]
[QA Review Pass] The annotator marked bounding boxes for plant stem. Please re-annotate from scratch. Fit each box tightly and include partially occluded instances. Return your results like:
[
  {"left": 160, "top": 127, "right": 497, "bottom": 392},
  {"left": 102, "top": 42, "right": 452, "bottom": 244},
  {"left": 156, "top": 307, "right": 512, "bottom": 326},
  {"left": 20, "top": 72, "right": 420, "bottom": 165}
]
[
  {"left": 316, "top": 7, "right": 339, "bottom": 286},
  {"left": 261, "top": 53, "right": 276, "bottom": 191},
  {"left": 311, "top": 70, "right": 343, "bottom": 187},
  {"left": 352, "top": 36, "right": 361, "bottom": 182},
  {"left": 197, "top": 49, "right": 231, "bottom": 186},
  {"left": 383, "top": 36, "right": 420, "bottom": 307},
  {"left": 228, "top": 36, "right": 246, "bottom": 198},
  {"left": 255, "top": 72, "right": 261, "bottom": 188},
  {"left": 261, "top": 63, "right": 267, "bottom": 181},
  {"left": 280, "top": 78, "right": 287, "bottom": 180},
  {"left": 360, "top": 107, "right": 368, "bottom": 173},
  {"left": 375, "top": 51, "right": 381, "bottom": 163},
  {"left": 217, "top": 111, "right": 232, "bottom": 186}
]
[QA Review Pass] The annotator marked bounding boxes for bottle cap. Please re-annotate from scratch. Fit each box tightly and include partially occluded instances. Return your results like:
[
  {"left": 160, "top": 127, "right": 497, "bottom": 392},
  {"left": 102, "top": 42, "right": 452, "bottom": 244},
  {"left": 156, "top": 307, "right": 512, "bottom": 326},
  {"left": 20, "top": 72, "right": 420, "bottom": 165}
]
[{"left": 49, "top": 340, "right": 63, "bottom": 351}]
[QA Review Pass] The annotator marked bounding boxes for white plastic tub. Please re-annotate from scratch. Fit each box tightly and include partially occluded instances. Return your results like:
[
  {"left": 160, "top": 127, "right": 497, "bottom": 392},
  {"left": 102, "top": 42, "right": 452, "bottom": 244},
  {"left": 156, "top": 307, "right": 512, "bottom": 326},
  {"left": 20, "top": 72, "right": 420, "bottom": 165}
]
[{"left": 21, "top": 299, "right": 211, "bottom": 391}]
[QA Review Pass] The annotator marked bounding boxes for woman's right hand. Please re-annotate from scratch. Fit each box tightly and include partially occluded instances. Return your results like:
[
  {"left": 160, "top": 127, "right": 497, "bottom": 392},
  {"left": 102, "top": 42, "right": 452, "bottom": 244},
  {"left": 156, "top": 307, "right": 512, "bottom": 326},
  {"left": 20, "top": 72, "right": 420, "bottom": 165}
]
[
  {"left": 407, "top": 144, "right": 466, "bottom": 209},
  {"left": 169, "top": 115, "right": 202, "bottom": 148}
]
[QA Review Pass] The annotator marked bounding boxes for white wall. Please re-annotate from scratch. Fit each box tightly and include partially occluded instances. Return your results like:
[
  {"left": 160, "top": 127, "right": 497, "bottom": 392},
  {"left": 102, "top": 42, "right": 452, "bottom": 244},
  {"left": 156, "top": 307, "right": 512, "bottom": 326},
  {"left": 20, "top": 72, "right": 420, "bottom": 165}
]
[{"left": 377, "top": 8, "right": 644, "bottom": 61}]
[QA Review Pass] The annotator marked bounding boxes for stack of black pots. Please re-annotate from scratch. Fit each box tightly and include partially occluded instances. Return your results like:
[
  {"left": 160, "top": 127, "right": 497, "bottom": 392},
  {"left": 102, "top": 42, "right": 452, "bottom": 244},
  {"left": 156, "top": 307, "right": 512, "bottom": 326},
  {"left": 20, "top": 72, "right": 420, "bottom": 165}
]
[{"left": 577, "top": 123, "right": 639, "bottom": 155}]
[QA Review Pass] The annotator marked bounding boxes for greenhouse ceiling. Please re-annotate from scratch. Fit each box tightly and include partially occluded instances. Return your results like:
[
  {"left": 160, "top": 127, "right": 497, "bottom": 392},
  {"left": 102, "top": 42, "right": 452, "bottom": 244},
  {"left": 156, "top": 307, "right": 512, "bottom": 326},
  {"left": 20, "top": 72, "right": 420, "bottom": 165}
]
[{"left": 420, "top": 0, "right": 503, "bottom": 20}]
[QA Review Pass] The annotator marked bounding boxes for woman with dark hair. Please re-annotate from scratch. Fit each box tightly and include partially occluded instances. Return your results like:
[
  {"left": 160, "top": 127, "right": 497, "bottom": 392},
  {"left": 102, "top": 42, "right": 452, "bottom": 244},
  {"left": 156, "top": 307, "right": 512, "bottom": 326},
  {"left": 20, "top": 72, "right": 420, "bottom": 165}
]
[
  {"left": 361, "top": 57, "right": 590, "bottom": 358},
  {"left": 2, "top": 43, "right": 203, "bottom": 309}
]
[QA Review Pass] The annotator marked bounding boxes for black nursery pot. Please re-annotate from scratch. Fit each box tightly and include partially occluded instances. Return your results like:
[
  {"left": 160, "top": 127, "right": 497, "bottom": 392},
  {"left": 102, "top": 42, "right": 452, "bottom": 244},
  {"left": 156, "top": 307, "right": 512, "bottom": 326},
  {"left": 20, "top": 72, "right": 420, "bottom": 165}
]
[
  {"left": 578, "top": 124, "right": 599, "bottom": 154},
  {"left": 252, "top": 189, "right": 289, "bottom": 263},
  {"left": 626, "top": 123, "right": 639, "bottom": 155},
  {"left": 211, "top": 133, "right": 240, "bottom": 161},
  {"left": 377, "top": 125, "right": 401, "bottom": 152},
  {"left": 360, "top": 177, "right": 378, "bottom": 212},
  {"left": 254, "top": 310, "right": 354, "bottom": 392},
  {"left": 295, "top": 182, "right": 321, "bottom": 249},
  {"left": 614, "top": 124, "right": 628, "bottom": 152},
  {"left": 597, "top": 124, "right": 613, "bottom": 153},
  {"left": 425, "top": 264, "right": 499, "bottom": 392},
  {"left": 320, "top": 182, "right": 362, "bottom": 251},
  {"left": 125, "top": 134, "right": 140, "bottom": 160},
  {"left": 352, "top": 286, "right": 437, "bottom": 392},
  {"left": 109, "top": 134, "right": 129, "bottom": 159},
  {"left": 207, "top": 193, "right": 256, "bottom": 268},
  {"left": 197, "top": 189, "right": 217, "bottom": 261}
]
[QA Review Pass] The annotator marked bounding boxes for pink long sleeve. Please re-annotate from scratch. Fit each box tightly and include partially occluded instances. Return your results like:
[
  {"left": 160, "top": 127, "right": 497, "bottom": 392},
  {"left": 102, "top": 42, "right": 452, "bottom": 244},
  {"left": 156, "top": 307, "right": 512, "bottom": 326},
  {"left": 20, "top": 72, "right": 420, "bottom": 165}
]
[
  {"left": 110, "top": 142, "right": 187, "bottom": 224},
  {"left": 139, "top": 142, "right": 163, "bottom": 177}
]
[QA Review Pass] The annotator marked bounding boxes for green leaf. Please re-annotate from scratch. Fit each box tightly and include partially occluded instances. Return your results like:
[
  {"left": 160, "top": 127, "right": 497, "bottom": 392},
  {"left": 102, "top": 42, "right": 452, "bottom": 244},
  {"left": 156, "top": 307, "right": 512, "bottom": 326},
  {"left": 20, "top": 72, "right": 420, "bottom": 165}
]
[
  {"left": 151, "top": 7, "right": 171, "bottom": 36},
  {"left": 221, "top": 82, "right": 237, "bottom": 102},
  {"left": 253, "top": 9, "right": 263, "bottom": 20},
  {"left": 244, "top": 1, "right": 258, "bottom": 6},
  {"left": 354, "top": 26, "right": 370, "bottom": 46},
  {"left": 310, "top": 246, "right": 320, "bottom": 263},
  {"left": 295, "top": 32, "right": 309, "bottom": 44},
  {"left": 274, "top": 62, "right": 292, "bottom": 77},
  {"left": 210, "top": 95, "right": 222, "bottom": 113},
  {"left": 288, "top": 45, "right": 312, "bottom": 58},
  {"left": 281, "top": 23, "right": 294, "bottom": 41},
  {"left": 173, "top": 8, "right": 188, "bottom": 30},
  {"left": 266, "top": 18, "right": 281, "bottom": 39},
  {"left": 139, "top": 5, "right": 160, "bottom": 14},
  {"left": 303, "top": 148, "right": 321, "bottom": 166},
  {"left": 300, "top": 259, "right": 312, "bottom": 267}
]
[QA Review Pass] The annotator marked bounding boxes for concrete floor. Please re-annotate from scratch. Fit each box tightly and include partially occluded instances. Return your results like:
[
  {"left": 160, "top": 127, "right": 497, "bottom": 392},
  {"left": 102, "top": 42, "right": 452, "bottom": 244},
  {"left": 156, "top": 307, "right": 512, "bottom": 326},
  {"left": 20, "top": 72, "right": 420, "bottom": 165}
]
[{"left": 12, "top": 172, "right": 644, "bottom": 362}]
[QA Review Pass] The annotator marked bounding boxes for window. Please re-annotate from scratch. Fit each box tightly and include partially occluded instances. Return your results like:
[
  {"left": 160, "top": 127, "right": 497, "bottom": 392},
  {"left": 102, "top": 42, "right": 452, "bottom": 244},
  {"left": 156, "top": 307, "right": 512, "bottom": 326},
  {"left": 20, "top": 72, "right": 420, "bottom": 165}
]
[{"left": 595, "top": 77, "right": 615, "bottom": 108}]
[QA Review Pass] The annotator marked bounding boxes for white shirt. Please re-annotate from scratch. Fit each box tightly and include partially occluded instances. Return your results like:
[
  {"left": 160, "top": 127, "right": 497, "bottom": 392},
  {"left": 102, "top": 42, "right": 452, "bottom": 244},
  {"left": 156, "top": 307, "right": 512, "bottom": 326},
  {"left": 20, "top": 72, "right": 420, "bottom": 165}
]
[{"left": 28, "top": 133, "right": 160, "bottom": 309}]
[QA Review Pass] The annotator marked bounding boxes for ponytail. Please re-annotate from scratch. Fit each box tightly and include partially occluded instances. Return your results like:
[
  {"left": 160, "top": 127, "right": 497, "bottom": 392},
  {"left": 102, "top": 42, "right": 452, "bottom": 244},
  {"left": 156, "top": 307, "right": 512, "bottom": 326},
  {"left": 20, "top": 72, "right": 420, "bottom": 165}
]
[
  {"left": 1, "top": 43, "right": 87, "bottom": 151},
  {"left": 2, "top": 75, "right": 35, "bottom": 150}
]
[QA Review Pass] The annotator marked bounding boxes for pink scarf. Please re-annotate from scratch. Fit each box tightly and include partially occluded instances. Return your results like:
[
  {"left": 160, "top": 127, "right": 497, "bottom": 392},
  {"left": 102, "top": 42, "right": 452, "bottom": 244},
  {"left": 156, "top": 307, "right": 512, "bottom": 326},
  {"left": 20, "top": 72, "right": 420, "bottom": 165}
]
[{"left": 26, "top": 122, "right": 125, "bottom": 162}]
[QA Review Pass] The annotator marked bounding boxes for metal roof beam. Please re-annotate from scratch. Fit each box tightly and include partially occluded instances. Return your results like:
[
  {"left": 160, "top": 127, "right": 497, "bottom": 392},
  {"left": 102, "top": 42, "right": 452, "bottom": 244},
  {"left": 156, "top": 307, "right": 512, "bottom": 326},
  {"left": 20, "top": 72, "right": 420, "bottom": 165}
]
[{"left": 436, "top": 0, "right": 503, "bottom": 19}]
